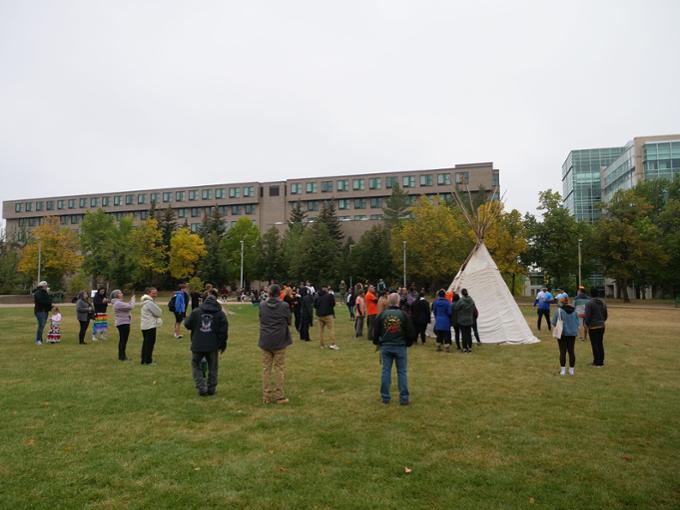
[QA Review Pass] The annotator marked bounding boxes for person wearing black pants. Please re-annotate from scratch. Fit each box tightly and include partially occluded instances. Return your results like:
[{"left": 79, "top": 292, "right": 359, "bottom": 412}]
[
  {"left": 459, "top": 325, "right": 472, "bottom": 352},
  {"left": 75, "top": 291, "right": 93, "bottom": 345},
  {"left": 453, "top": 289, "right": 476, "bottom": 353},
  {"left": 117, "top": 324, "right": 130, "bottom": 360},
  {"left": 111, "top": 289, "right": 135, "bottom": 361},
  {"left": 585, "top": 288, "right": 608, "bottom": 367},
  {"left": 552, "top": 298, "right": 579, "bottom": 375},
  {"left": 140, "top": 288, "right": 163, "bottom": 365}
]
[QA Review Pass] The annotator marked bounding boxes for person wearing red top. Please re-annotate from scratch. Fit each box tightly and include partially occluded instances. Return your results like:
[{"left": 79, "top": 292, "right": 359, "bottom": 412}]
[{"left": 365, "top": 285, "right": 378, "bottom": 341}]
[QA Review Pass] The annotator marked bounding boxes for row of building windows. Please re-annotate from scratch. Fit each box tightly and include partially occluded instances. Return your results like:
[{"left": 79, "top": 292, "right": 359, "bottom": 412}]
[
  {"left": 13, "top": 187, "right": 257, "bottom": 213},
  {"left": 289, "top": 172, "right": 473, "bottom": 195}
]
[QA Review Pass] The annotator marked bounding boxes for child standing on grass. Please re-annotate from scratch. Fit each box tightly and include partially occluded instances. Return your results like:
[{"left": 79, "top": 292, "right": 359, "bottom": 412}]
[{"left": 47, "top": 306, "right": 62, "bottom": 343}]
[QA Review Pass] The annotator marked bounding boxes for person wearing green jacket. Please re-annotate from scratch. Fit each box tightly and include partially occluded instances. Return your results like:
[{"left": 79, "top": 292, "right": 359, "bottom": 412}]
[
  {"left": 374, "top": 293, "right": 415, "bottom": 405},
  {"left": 453, "top": 289, "right": 476, "bottom": 353}
]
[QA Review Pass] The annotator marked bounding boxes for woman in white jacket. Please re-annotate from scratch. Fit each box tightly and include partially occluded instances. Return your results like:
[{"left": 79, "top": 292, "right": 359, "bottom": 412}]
[{"left": 140, "top": 287, "right": 163, "bottom": 365}]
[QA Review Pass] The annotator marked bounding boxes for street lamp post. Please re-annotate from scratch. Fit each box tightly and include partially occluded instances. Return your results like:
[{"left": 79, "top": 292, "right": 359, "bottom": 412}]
[
  {"left": 348, "top": 244, "right": 354, "bottom": 291},
  {"left": 578, "top": 238, "right": 582, "bottom": 289},
  {"left": 37, "top": 240, "right": 42, "bottom": 285},
  {"left": 402, "top": 241, "right": 407, "bottom": 288},
  {"left": 239, "top": 239, "right": 244, "bottom": 291}
]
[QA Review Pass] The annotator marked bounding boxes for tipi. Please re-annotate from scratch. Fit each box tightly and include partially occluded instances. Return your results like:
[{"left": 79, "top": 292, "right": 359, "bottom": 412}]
[{"left": 446, "top": 189, "right": 539, "bottom": 345}]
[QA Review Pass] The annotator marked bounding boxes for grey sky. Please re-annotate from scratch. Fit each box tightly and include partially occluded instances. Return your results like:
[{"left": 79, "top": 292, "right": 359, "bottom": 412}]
[{"left": 1, "top": 0, "right": 679, "bottom": 220}]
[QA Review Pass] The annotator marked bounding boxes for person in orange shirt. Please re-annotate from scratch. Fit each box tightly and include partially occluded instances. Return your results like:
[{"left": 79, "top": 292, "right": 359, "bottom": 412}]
[
  {"left": 365, "top": 285, "right": 379, "bottom": 341},
  {"left": 445, "top": 290, "right": 454, "bottom": 303}
]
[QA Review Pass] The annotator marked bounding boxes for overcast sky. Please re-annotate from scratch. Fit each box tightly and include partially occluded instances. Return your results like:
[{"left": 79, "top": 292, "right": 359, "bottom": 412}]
[{"left": 1, "top": 0, "right": 679, "bottom": 221}]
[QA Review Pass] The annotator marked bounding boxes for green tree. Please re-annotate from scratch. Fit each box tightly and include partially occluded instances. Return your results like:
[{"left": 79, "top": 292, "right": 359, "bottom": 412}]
[
  {"left": 282, "top": 223, "right": 304, "bottom": 282},
  {"left": 256, "top": 227, "right": 286, "bottom": 282},
  {"left": 198, "top": 207, "right": 228, "bottom": 285},
  {"left": 220, "top": 217, "right": 260, "bottom": 286},
  {"left": 18, "top": 217, "right": 83, "bottom": 290},
  {"left": 657, "top": 197, "right": 680, "bottom": 295},
  {"left": 318, "top": 200, "right": 343, "bottom": 245},
  {"left": 351, "top": 226, "right": 396, "bottom": 285},
  {"left": 291, "top": 222, "right": 338, "bottom": 286},
  {"left": 391, "top": 197, "right": 470, "bottom": 288},
  {"left": 80, "top": 209, "right": 117, "bottom": 284},
  {"left": 382, "top": 183, "right": 411, "bottom": 228},
  {"left": 129, "top": 218, "right": 167, "bottom": 286},
  {"left": 0, "top": 235, "right": 27, "bottom": 293},
  {"left": 288, "top": 202, "right": 307, "bottom": 230},
  {"left": 169, "top": 228, "right": 207, "bottom": 280},
  {"left": 593, "top": 189, "right": 668, "bottom": 302},
  {"left": 108, "top": 216, "right": 138, "bottom": 290}
]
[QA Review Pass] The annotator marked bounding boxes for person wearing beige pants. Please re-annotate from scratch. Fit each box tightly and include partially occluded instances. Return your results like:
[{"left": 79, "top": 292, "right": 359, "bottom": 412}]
[
  {"left": 314, "top": 287, "right": 339, "bottom": 350},
  {"left": 258, "top": 284, "right": 293, "bottom": 404},
  {"left": 262, "top": 348, "right": 286, "bottom": 403},
  {"left": 318, "top": 315, "right": 337, "bottom": 349}
]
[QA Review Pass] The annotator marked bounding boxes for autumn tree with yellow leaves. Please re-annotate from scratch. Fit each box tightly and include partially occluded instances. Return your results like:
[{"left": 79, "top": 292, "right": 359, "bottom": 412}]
[
  {"left": 169, "top": 228, "right": 207, "bottom": 280},
  {"left": 18, "top": 217, "right": 83, "bottom": 289}
]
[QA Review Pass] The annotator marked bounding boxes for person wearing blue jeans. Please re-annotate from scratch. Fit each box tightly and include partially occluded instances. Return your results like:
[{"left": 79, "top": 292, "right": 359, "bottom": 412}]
[
  {"left": 33, "top": 281, "right": 52, "bottom": 345},
  {"left": 374, "top": 292, "right": 415, "bottom": 405}
]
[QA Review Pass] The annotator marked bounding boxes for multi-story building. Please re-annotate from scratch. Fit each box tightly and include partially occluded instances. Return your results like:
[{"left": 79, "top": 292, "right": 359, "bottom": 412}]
[
  {"left": 2, "top": 162, "right": 499, "bottom": 241},
  {"left": 562, "top": 134, "right": 680, "bottom": 222}
]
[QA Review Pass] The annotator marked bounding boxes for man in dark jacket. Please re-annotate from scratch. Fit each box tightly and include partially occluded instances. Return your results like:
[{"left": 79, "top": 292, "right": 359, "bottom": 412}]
[
  {"left": 314, "top": 286, "right": 338, "bottom": 350},
  {"left": 259, "top": 284, "right": 292, "bottom": 404},
  {"left": 585, "top": 288, "right": 608, "bottom": 367},
  {"left": 410, "top": 292, "right": 431, "bottom": 345},
  {"left": 453, "top": 288, "right": 476, "bottom": 353},
  {"left": 374, "top": 293, "right": 415, "bottom": 405},
  {"left": 184, "top": 290, "right": 228, "bottom": 396},
  {"left": 33, "top": 281, "right": 52, "bottom": 345}
]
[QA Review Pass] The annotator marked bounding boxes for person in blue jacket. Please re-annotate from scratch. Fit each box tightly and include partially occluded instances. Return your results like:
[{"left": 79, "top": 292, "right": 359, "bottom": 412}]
[
  {"left": 551, "top": 297, "right": 580, "bottom": 376},
  {"left": 533, "top": 287, "right": 553, "bottom": 331},
  {"left": 431, "top": 289, "right": 452, "bottom": 352}
]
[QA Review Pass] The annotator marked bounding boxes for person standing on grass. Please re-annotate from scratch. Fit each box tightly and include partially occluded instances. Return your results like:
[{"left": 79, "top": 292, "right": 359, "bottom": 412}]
[
  {"left": 33, "top": 281, "right": 52, "bottom": 345},
  {"left": 92, "top": 287, "right": 109, "bottom": 342},
  {"left": 410, "top": 292, "right": 430, "bottom": 345},
  {"left": 574, "top": 286, "right": 589, "bottom": 341},
  {"left": 552, "top": 297, "right": 579, "bottom": 376},
  {"left": 184, "top": 289, "right": 228, "bottom": 397},
  {"left": 140, "top": 287, "right": 163, "bottom": 365},
  {"left": 585, "top": 288, "right": 608, "bottom": 367},
  {"left": 354, "top": 289, "right": 366, "bottom": 338},
  {"left": 111, "top": 290, "right": 135, "bottom": 361},
  {"left": 451, "top": 293, "right": 462, "bottom": 351},
  {"left": 432, "top": 289, "right": 453, "bottom": 352},
  {"left": 315, "top": 286, "right": 339, "bottom": 350},
  {"left": 454, "top": 289, "right": 476, "bottom": 353},
  {"left": 374, "top": 292, "right": 415, "bottom": 405},
  {"left": 298, "top": 287, "right": 314, "bottom": 341},
  {"left": 76, "top": 291, "right": 94, "bottom": 345},
  {"left": 171, "top": 283, "right": 190, "bottom": 339},
  {"left": 533, "top": 287, "right": 553, "bottom": 331},
  {"left": 365, "top": 285, "right": 378, "bottom": 341},
  {"left": 47, "top": 306, "right": 62, "bottom": 343},
  {"left": 346, "top": 285, "right": 356, "bottom": 321},
  {"left": 258, "top": 284, "right": 292, "bottom": 404}
]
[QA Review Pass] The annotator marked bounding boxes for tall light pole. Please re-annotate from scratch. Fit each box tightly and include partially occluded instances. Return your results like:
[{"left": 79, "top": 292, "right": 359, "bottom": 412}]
[
  {"left": 402, "top": 240, "right": 407, "bottom": 288},
  {"left": 239, "top": 239, "right": 245, "bottom": 291},
  {"left": 348, "top": 244, "right": 354, "bottom": 291},
  {"left": 37, "top": 240, "right": 42, "bottom": 285},
  {"left": 578, "top": 238, "right": 582, "bottom": 288}
]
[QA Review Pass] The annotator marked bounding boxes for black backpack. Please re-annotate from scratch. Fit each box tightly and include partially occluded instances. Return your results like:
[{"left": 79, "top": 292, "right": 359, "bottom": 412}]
[{"left": 168, "top": 295, "right": 176, "bottom": 312}]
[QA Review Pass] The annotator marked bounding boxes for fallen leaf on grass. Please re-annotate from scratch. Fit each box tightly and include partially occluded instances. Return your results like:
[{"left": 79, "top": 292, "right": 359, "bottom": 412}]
[
  {"left": 404, "top": 467, "right": 412, "bottom": 474},
  {"left": 529, "top": 497, "right": 535, "bottom": 504},
  {"left": 23, "top": 438, "right": 36, "bottom": 447},
  {"left": 278, "top": 466, "right": 288, "bottom": 473},
  {"left": 623, "top": 456, "right": 633, "bottom": 462},
  {"left": 194, "top": 467, "right": 200, "bottom": 471}
]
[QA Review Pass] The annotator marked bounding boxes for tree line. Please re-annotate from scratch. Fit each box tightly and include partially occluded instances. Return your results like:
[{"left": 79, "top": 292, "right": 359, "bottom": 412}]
[{"left": 1, "top": 177, "right": 679, "bottom": 301}]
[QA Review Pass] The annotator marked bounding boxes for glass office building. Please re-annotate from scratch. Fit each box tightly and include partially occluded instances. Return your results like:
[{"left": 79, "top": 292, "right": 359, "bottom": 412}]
[{"left": 562, "top": 147, "right": 624, "bottom": 222}]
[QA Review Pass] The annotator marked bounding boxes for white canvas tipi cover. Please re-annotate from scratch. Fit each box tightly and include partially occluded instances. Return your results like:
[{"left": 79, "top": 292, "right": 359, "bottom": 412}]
[{"left": 448, "top": 243, "right": 539, "bottom": 344}]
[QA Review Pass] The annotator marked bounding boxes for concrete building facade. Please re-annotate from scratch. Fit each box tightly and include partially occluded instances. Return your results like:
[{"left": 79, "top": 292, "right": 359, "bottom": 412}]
[{"left": 3, "top": 163, "right": 499, "bottom": 241}]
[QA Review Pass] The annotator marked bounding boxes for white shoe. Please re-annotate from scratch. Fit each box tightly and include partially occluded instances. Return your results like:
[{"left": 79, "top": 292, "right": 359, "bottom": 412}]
[
  {"left": 329, "top": 344, "right": 340, "bottom": 351},
  {"left": 559, "top": 367, "right": 566, "bottom": 376},
  {"left": 35, "top": 341, "right": 43, "bottom": 345}
]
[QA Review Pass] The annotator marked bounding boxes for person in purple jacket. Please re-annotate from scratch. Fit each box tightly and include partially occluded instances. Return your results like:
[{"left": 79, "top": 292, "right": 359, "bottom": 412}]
[{"left": 111, "top": 290, "right": 136, "bottom": 361}]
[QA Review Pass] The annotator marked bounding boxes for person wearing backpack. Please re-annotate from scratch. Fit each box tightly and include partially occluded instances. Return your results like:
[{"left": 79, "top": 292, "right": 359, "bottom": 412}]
[
  {"left": 374, "top": 292, "right": 416, "bottom": 405},
  {"left": 184, "top": 289, "right": 228, "bottom": 396},
  {"left": 551, "top": 296, "right": 579, "bottom": 376},
  {"left": 170, "top": 283, "right": 190, "bottom": 339}
]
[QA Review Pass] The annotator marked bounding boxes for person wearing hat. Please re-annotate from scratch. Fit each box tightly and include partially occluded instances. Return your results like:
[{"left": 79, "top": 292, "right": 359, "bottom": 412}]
[
  {"left": 33, "top": 281, "right": 52, "bottom": 345},
  {"left": 574, "top": 286, "right": 589, "bottom": 341}
]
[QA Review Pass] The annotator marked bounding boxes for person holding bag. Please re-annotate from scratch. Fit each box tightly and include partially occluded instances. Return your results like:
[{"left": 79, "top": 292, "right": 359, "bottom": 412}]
[{"left": 552, "top": 297, "right": 579, "bottom": 376}]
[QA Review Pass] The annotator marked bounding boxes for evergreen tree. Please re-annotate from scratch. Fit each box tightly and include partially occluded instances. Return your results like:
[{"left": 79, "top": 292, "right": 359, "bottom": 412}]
[
  {"left": 158, "top": 206, "right": 178, "bottom": 248},
  {"left": 292, "top": 222, "right": 338, "bottom": 286},
  {"left": 351, "top": 226, "right": 396, "bottom": 285},
  {"left": 108, "top": 216, "right": 138, "bottom": 290},
  {"left": 256, "top": 226, "right": 286, "bottom": 282},
  {"left": 288, "top": 202, "right": 307, "bottom": 230},
  {"left": 79, "top": 209, "right": 117, "bottom": 285},
  {"left": 382, "top": 183, "right": 411, "bottom": 228},
  {"left": 318, "top": 200, "right": 344, "bottom": 245}
]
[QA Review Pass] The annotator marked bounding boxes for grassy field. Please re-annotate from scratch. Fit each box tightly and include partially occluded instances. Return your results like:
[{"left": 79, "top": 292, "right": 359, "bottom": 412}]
[{"left": 0, "top": 302, "right": 678, "bottom": 509}]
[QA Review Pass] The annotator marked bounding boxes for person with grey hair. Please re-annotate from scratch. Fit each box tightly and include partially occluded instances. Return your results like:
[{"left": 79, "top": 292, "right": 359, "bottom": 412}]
[
  {"left": 374, "top": 292, "right": 415, "bottom": 405},
  {"left": 111, "top": 289, "right": 135, "bottom": 361},
  {"left": 258, "top": 284, "right": 292, "bottom": 404},
  {"left": 33, "top": 280, "right": 52, "bottom": 345}
]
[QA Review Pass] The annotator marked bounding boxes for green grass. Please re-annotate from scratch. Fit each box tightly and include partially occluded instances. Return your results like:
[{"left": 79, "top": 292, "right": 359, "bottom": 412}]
[{"left": 1, "top": 303, "right": 679, "bottom": 509}]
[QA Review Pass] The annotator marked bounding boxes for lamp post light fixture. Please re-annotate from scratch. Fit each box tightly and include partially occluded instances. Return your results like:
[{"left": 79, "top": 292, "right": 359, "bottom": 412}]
[
  {"left": 239, "top": 239, "right": 245, "bottom": 291},
  {"left": 348, "top": 244, "right": 354, "bottom": 291},
  {"left": 403, "top": 240, "right": 407, "bottom": 288},
  {"left": 578, "top": 238, "right": 582, "bottom": 289}
]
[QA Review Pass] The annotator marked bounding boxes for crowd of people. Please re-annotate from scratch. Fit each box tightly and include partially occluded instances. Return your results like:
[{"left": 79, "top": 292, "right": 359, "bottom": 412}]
[{"left": 30, "top": 276, "right": 610, "bottom": 404}]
